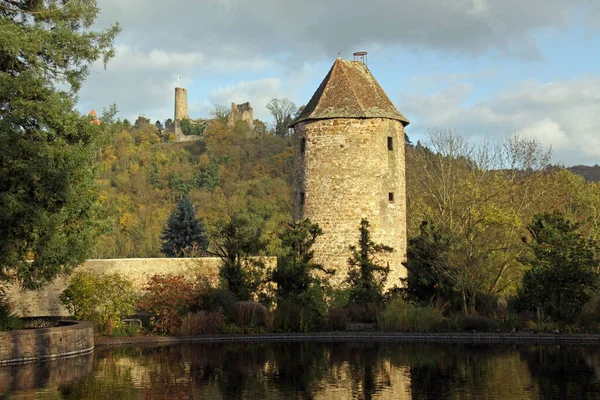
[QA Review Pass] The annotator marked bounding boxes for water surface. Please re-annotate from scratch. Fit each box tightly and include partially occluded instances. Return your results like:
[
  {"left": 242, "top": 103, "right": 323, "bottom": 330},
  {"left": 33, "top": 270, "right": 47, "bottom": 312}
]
[{"left": 2, "top": 341, "right": 600, "bottom": 399}]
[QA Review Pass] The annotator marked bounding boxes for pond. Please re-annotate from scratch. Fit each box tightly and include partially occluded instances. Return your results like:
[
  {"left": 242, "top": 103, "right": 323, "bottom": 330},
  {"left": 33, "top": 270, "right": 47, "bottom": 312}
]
[{"left": 2, "top": 341, "right": 600, "bottom": 399}]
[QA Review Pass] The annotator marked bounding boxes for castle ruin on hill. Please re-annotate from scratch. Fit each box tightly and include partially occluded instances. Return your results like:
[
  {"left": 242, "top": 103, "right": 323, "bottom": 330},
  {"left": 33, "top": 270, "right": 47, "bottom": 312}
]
[
  {"left": 290, "top": 55, "right": 409, "bottom": 287},
  {"left": 171, "top": 87, "right": 254, "bottom": 142}
]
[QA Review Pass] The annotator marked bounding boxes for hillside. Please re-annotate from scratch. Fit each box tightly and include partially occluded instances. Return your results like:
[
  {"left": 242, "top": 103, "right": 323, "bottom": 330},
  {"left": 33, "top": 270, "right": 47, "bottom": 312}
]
[
  {"left": 91, "top": 119, "right": 292, "bottom": 258},
  {"left": 568, "top": 165, "right": 600, "bottom": 182}
]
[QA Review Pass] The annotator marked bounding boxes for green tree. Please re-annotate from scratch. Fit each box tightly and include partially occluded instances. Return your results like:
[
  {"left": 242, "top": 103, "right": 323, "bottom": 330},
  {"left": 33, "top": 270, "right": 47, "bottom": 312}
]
[
  {"left": 161, "top": 197, "right": 209, "bottom": 257},
  {"left": 0, "top": 0, "right": 119, "bottom": 289},
  {"left": 213, "top": 211, "right": 265, "bottom": 301},
  {"left": 273, "top": 219, "right": 333, "bottom": 299},
  {"left": 518, "top": 213, "right": 599, "bottom": 322},
  {"left": 272, "top": 219, "right": 333, "bottom": 331},
  {"left": 402, "top": 221, "right": 461, "bottom": 309},
  {"left": 346, "top": 219, "right": 393, "bottom": 306}
]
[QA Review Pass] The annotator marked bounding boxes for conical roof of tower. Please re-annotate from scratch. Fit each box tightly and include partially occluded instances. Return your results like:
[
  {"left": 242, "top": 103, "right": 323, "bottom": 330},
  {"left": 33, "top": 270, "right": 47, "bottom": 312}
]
[{"left": 291, "top": 58, "right": 409, "bottom": 127}]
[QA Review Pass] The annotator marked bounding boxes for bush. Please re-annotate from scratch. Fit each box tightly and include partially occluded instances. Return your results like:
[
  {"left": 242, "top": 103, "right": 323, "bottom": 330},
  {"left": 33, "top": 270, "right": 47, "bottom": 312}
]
[
  {"left": 60, "top": 272, "right": 136, "bottom": 333},
  {"left": 138, "top": 274, "right": 196, "bottom": 334},
  {"left": 0, "top": 298, "right": 21, "bottom": 332},
  {"left": 199, "top": 287, "right": 238, "bottom": 321},
  {"left": 112, "top": 322, "right": 139, "bottom": 337},
  {"left": 177, "top": 311, "right": 225, "bottom": 335},
  {"left": 458, "top": 315, "right": 498, "bottom": 332},
  {"left": 379, "top": 298, "right": 444, "bottom": 333},
  {"left": 328, "top": 307, "right": 348, "bottom": 331},
  {"left": 234, "top": 301, "right": 267, "bottom": 328},
  {"left": 578, "top": 294, "right": 600, "bottom": 332},
  {"left": 345, "top": 303, "right": 381, "bottom": 324}
]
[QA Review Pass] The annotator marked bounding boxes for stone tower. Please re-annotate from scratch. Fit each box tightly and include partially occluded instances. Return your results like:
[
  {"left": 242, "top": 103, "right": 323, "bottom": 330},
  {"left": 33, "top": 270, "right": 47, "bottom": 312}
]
[
  {"left": 174, "top": 87, "right": 189, "bottom": 121},
  {"left": 290, "top": 57, "right": 410, "bottom": 287}
]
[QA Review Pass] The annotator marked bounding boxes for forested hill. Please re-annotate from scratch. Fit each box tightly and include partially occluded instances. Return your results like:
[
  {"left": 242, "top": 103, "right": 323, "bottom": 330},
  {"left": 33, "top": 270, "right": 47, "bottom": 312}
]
[
  {"left": 568, "top": 165, "right": 600, "bottom": 182},
  {"left": 91, "top": 118, "right": 292, "bottom": 258}
]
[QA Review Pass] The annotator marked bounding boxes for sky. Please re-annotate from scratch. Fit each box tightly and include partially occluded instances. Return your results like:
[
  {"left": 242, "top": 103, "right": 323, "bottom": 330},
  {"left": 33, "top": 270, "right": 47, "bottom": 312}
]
[{"left": 79, "top": 0, "right": 600, "bottom": 166}]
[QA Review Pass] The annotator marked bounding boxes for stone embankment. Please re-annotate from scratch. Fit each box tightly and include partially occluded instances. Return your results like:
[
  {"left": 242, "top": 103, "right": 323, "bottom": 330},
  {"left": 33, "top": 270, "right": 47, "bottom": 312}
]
[
  {"left": 95, "top": 332, "right": 600, "bottom": 346},
  {"left": 0, "top": 321, "right": 93, "bottom": 365}
]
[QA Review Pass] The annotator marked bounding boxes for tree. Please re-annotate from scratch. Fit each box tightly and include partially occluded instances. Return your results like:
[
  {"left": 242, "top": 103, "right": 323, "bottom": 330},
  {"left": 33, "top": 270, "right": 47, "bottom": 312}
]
[
  {"left": 266, "top": 98, "right": 297, "bottom": 137},
  {"left": 213, "top": 211, "right": 266, "bottom": 301},
  {"left": 402, "top": 221, "right": 461, "bottom": 309},
  {"left": 0, "top": 0, "right": 119, "bottom": 289},
  {"left": 161, "top": 197, "right": 209, "bottom": 257},
  {"left": 271, "top": 219, "right": 333, "bottom": 331},
  {"left": 272, "top": 219, "right": 333, "bottom": 300},
  {"left": 346, "top": 219, "right": 393, "bottom": 306},
  {"left": 518, "top": 213, "right": 599, "bottom": 322},
  {"left": 405, "top": 130, "right": 553, "bottom": 313},
  {"left": 210, "top": 105, "right": 230, "bottom": 124}
]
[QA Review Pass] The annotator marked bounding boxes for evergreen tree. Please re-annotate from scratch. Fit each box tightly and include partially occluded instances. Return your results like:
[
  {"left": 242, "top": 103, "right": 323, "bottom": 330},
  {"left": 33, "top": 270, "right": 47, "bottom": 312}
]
[
  {"left": 272, "top": 219, "right": 333, "bottom": 300},
  {"left": 213, "top": 211, "right": 265, "bottom": 301},
  {"left": 0, "top": 0, "right": 119, "bottom": 289},
  {"left": 161, "top": 197, "right": 209, "bottom": 257},
  {"left": 271, "top": 219, "right": 333, "bottom": 331},
  {"left": 402, "top": 221, "right": 460, "bottom": 308},
  {"left": 346, "top": 219, "right": 393, "bottom": 306},
  {"left": 518, "top": 213, "right": 599, "bottom": 322}
]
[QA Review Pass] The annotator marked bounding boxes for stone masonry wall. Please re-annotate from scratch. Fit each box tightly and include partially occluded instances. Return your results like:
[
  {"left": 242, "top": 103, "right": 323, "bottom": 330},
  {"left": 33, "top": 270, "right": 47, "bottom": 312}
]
[
  {"left": 6, "top": 257, "right": 275, "bottom": 318},
  {"left": 0, "top": 321, "right": 93, "bottom": 365},
  {"left": 293, "top": 118, "right": 407, "bottom": 287}
]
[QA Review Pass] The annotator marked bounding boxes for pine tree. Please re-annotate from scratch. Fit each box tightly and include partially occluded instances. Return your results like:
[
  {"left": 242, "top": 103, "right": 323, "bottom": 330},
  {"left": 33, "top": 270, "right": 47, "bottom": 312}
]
[
  {"left": 0, "top": 0, "right": 119, "bottom": 289},
  {"left": 346, "top": 219, "right": 393, "bottom": 306},
  {"left": 161, "top": 197, "right": 209, "bottom": 257}
]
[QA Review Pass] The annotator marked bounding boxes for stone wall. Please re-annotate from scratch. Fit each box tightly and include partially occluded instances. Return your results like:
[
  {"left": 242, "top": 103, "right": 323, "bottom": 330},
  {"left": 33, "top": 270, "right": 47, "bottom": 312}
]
[
  {"left": 293, "top": 118, "right": 407, "bottom": 287},
  {"left": 7, "top": 257, "right": 275, "bottom": 318},
  {"left": 174, "top": 87, "right": 189, "bottom": 120},
  {"left": 227, "top": 102, "right": 253, "bottom": 129},
  {"left": 0, "top": 321, "right": 93, "bottom": 365}
]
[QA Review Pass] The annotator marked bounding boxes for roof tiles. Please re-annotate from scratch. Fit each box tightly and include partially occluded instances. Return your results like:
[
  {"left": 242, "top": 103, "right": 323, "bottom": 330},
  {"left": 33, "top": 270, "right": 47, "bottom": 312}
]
[{"left": 291, "top": 59, "right": 409, "bottom": 126}]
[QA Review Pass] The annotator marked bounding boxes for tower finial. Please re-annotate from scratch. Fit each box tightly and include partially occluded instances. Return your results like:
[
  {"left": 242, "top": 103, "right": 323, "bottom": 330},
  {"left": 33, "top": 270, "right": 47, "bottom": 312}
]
[{"left": 337, "top": 52, "right": 341, "bottom": 59}]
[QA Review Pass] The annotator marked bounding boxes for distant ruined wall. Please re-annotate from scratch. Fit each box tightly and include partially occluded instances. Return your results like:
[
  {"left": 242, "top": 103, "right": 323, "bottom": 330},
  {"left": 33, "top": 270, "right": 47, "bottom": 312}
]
[
  {"left": 6, "top": 257, "right": 276, "bottom": 317},
  {"left": 227, "top": 102, "right": 253, "bottom": 129},
  {"left": 293, "top": 118, "right": 407, "bottom": 288}
]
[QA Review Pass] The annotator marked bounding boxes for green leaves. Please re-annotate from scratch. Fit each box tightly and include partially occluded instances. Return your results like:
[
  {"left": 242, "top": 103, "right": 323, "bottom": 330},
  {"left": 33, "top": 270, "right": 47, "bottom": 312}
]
[{"left": 0, "top": 0, "right": 118, "bottom": 288}]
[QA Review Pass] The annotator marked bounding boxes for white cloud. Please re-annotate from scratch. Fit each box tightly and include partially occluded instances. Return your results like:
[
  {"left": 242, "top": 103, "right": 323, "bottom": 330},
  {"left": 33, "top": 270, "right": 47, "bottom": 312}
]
[{"left": 400, "top": 77, "right": 600, "bottom": 165}]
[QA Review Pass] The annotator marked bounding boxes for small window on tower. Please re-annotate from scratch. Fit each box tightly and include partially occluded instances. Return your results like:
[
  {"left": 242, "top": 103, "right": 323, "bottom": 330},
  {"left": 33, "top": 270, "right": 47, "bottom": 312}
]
[
  {"left": 387, "top": 137, "right": 393, "bottom": 150},
  {"left": 301, "top": 138, "right": 306, "bottom": 153},
  {"left": 388, "top": 192, "right": 395, "bottom": 202},
  {"left": 300, "top": 192, "right": 305, "bottom": 205}
]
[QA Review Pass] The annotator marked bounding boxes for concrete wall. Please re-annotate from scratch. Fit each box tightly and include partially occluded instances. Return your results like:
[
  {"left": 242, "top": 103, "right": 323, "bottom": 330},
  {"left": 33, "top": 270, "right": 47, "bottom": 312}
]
[
  {"left": 7, "top": 258, "right": 275, "bottom": 318},
  {"left": 0, "top": 321, "right": 93, "bottom": 365},
  {"left": 293, "top": 118, "right": 407, "bottom": 287}
]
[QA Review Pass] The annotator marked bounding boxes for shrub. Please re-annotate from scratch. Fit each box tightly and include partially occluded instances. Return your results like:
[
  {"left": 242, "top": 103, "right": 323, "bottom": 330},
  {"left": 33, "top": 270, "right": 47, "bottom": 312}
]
[
  {"left": 112, "top": 322, "right": 139, "bottom": 337},
  {"left": 345, "top": 303, "right": 381, "bottom": 324},
  {"left": 458, "top": 315, "right": 498, "bottom": 332},
  {"left": 199, "top": 287, "right": 238, "bottom": 321},
  {"left": 60, "top": 272, "right": 136, "bottom": 333},
  {"left": 0, "top": 297, "right": 21, "bottom": 332},
  {"left": 577, "top": 294, "right": 600, "bottom": 332},
  {"left": 234, "top": 301, "right": 267, "bottom": 328},
  {"left": 177, "top": 311, "right": 225, "bottom": 335},
  {"left": 328, "top": 307, "right": 348, "bottom": 331},
  {"left": 138, "top": 274, "right": 196, "bottom": 334},
  {"left": 379, "top": 298, "right": 444, "bottom": 333}
]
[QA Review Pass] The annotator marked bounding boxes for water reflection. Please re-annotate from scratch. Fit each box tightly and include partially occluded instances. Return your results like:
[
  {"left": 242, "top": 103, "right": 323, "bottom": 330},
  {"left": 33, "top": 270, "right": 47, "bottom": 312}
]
[{"left": 3, "top": 342, "right": 600, "bottom": 399}]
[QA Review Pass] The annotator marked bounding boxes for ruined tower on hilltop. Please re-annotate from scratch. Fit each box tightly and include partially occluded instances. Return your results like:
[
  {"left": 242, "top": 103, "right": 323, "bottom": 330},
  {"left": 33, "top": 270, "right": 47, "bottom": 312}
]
[
  {"left": 227, "top": 102, "right": 254, "bottom": 129},
  {"left": 174, "top": 87, "right": 189, "bottom": 121},
  {"left": 290, "top": 54, "right": 410, "bottom": 287}
]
